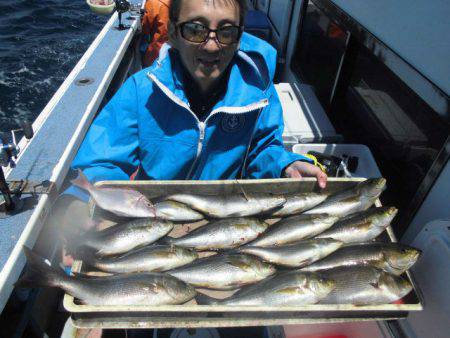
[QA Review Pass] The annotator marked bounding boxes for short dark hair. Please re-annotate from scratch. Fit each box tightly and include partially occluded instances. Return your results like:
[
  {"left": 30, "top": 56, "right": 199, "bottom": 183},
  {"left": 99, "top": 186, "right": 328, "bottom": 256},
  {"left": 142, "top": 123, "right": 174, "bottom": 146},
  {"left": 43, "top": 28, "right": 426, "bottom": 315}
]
[{"left": 169, "top": 0, "right": 248, "bottom": 26}]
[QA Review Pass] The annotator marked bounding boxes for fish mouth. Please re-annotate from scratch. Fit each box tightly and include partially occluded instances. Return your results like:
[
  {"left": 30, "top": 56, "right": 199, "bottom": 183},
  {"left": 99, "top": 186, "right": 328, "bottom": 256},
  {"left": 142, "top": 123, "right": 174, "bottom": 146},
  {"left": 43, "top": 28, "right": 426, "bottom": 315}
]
[
  {"left": 137, "top": 195, "right": 157, "bottom": 217},
  {"left": 385, "top": 207, "right": 398, "bottom": 217},
  {"left": 373, "top": 178, "right": 387, "bottom": 192}
]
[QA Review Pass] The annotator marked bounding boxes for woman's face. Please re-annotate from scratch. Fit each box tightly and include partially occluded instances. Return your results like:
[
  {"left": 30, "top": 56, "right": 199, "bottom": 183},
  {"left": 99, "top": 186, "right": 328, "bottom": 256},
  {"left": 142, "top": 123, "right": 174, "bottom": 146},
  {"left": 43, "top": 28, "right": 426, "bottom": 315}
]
[{"left": 169, "top": 0, "right": 241, "bottom": 92}]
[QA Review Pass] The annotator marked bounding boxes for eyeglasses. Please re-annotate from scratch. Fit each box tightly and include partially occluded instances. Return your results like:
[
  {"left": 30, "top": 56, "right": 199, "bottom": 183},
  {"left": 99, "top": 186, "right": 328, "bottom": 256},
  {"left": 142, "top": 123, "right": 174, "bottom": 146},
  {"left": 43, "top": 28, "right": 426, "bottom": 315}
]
[{"left": 177, "top": 22, "right": 242, "bottom": 45}]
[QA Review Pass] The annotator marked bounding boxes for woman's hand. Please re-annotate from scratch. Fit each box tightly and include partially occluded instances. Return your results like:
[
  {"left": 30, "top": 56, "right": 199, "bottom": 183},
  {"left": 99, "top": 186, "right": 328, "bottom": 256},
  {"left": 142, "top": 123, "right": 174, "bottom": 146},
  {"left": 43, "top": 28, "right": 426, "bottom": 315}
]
[{"left": 283, "top": 161, "right": 327, "bottom": 189}]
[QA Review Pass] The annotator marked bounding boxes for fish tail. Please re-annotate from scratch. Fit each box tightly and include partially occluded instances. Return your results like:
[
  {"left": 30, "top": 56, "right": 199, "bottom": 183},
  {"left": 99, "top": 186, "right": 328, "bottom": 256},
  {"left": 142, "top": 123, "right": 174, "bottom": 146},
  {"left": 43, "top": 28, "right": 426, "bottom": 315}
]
[
  {"left": 195, "top": 291, "right": 220, "bottom": 305},
  {"left": 64, "top": 229, "right": 98, "bottom": 257},
  {"left": 15, "top": 247, "right": 68, "bottom": 289},
  {"left": 70, "top": 169, "right": 93, "bottom": 192},
  {"left": 70, "top": 246, "right": 98, "bottom": 269}
]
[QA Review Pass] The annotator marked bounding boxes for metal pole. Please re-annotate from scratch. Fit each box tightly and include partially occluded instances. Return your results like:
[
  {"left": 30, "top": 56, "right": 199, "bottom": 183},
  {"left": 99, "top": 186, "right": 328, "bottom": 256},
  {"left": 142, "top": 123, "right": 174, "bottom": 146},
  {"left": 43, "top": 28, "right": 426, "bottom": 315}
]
[{"left": 0, "top": 167, "right": 14, "bottom": 211}]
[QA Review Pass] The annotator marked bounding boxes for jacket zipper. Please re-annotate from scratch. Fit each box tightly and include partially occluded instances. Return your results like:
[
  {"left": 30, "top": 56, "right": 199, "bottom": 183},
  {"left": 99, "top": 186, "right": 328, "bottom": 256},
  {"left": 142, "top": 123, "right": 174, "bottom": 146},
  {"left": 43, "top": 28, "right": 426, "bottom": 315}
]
[{"left": 147, "top": 72, "right": 269, "bottom": 179}]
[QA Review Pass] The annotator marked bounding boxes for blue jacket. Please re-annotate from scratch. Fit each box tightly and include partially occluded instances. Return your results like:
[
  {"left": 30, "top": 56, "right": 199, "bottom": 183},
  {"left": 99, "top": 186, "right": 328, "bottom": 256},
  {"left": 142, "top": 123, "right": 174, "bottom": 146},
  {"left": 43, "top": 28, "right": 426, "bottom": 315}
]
[{"left": 68, "top": 33, "right": 310, "bottom": 201}]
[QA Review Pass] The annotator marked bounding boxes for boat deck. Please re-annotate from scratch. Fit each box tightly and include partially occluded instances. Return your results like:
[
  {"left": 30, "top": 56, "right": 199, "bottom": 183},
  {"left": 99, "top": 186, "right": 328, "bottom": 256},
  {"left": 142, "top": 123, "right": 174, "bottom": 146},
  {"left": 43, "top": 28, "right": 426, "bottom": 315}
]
[{"left": 0, "top": 5, "right": 141, "bottom": 312}]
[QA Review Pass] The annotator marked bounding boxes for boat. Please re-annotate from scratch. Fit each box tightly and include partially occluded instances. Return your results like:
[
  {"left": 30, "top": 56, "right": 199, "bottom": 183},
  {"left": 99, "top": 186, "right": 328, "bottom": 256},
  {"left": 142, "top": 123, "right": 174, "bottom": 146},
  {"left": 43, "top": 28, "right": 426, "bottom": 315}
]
[{"left": 0, "top": 0, "right": 448, "bottom": 336}]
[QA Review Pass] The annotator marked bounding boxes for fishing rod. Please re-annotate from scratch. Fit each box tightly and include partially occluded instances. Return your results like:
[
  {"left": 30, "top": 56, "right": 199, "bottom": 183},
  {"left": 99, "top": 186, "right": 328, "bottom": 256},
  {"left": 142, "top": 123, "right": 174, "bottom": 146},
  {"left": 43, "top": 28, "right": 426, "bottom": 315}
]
[{"left": 0, "top": 121, "right": 33, "bottom": 213}]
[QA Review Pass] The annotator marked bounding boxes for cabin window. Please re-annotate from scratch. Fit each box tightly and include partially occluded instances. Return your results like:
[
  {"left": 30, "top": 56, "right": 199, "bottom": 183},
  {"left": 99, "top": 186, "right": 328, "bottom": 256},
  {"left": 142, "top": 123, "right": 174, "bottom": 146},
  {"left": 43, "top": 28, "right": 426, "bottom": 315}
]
[
  {"left": 291, "top": 0, "right": 450, "bottom": 236},
  {"left": 334, "top": 43, "right": 449, "bottom": 226},
  {"left": 291, "top": 1, "right": 348, "bottom": 110}
]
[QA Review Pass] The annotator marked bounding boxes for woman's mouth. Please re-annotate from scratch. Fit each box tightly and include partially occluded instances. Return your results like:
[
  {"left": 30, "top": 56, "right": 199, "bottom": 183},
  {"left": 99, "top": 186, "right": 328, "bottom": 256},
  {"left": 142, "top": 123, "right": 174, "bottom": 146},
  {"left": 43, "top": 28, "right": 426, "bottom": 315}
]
[{"left": 198, "top": 58, "right": 220, "bottom": 68}]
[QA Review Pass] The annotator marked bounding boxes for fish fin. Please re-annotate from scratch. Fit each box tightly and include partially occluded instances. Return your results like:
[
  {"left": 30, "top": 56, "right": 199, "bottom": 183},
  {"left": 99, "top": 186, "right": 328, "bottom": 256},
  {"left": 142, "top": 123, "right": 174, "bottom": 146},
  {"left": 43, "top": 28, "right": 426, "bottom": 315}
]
[
  {"left": 70, "top": 169, "right": 93, "bottom": 192},
  {"left": 195, "top": 291, "right": 220, "bottom": 305},
  {"left": 15, "top": 247, "right": 67, "bottom": 288},
  {"left": 275, "top": 286, "right": 302, "bottom": 295}
]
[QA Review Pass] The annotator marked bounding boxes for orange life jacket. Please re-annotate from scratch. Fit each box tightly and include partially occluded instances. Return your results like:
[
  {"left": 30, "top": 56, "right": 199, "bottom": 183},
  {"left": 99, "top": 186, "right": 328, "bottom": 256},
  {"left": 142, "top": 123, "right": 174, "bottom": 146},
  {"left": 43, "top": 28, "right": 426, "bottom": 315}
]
[{"left": 141, "top": 0, "right": 171, "bottom": 67}]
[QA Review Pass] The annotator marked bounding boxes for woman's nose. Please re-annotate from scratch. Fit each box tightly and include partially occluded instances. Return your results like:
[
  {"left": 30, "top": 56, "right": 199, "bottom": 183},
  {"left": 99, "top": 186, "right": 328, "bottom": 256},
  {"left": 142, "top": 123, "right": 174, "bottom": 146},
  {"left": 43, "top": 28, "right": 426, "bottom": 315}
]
[{"left": 202, "top": 31, "right": 221, "bottom": 52}]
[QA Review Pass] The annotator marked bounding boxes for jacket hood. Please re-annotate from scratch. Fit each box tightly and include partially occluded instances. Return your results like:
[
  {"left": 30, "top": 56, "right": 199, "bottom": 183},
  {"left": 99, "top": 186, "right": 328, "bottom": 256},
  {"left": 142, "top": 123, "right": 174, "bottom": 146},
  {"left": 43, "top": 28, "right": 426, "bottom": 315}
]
[{"left": 146, "top": 33, "right": 277, "bottom": 112}]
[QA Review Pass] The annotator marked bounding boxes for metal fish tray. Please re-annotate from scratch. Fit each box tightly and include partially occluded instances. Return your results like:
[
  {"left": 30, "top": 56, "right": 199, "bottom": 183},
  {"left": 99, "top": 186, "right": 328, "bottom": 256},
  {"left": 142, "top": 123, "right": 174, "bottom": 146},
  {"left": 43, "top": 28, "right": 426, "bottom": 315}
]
[{"left": 63, "top": 178, "right": 423, "bottom": 328}]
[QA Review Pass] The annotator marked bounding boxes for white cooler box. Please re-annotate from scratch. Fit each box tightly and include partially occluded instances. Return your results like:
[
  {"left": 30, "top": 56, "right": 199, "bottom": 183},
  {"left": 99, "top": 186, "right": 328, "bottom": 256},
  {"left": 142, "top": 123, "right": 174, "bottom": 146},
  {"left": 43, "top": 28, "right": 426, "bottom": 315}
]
[
  {"left": 275, "top": 83, "right": 341, "bottom": 147},
  {"left": 292, "top": 143, "right": 382, "bottom": 178}
]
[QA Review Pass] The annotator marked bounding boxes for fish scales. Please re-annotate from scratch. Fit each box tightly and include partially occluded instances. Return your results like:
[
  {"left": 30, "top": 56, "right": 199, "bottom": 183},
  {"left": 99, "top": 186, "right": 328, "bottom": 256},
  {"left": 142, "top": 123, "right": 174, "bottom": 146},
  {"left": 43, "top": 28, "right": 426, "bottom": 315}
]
[
  {"left": 16, "top": 247, "right": 196, "bottom": 306},
  {"left": 89, "top": 245, "right": 198, "bottom": 273},
  {"left": 249, "top": 214, "right": 339, "bottom": 247},
  {"left": 319, "top": 266, "right": 413, "bottom": 305},
  {"left": 239, "top": 238, "right": 343, "bottom": 267},
  {"left": 81, "top": 218, "right": 173, "bottom": 256},
  {"left": 168, "top": 217, "right": 269, "bottom": 250},
  {"left": 166, "top": 193, "right": 286, "bottom": 218},
  {"left": 302, "top": 242, "right": 420, "bottom": 275},
  {"left": 270, "top": 193, "right": 328, "bottom": 217},
  {"left": 315, "top": 206, "right": 398, "bottom": 243},
  {"left": 167, "top": 254, "right": 276, "bottom": 290},
  {"left": 71, "top": 169, "right": 156, "bottom": 218},
  {"left": 304, "top": 178, "right": 386, "bottom": 217},
  {"left": 154, "top": 201, "right": 204, "bottom": 222},
  {"left": 198, "top": 271, "right": 335, "bottom": 306}
]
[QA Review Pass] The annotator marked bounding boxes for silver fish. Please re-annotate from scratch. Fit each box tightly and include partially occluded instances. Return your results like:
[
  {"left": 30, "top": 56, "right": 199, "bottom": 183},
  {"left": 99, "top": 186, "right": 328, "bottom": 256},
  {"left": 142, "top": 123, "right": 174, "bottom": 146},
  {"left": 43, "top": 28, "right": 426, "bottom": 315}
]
[
  {"left": 239, "top": 239, "right": 343, "bottom": 268},
  {"left": 79, "top": 218, "right": 173, "bottom": 256},
  {"left": 167, "top": 218, "right": 269, "bottom": 250},
  {"left": 319, "top": 266, "right": 412, "bottom": 305},
  {"left": 304, "top": 178, "right": 387, "bottom": 217},
  {"left": 301, "top": 242, "right": 421, "bottom": 275},
  {"left": 270, "top": 192, "right": 328, "bottom": 217},
  {"left": 248, "top": 214, "right": 339, "bottom": 247},
  {"left": 154, "top": 201, "right": 204, "bottom": 222},
  {"left": 167, "top": 254, "right": 276, "bottom": 290},
  {"left": 87, "top": 245, "right": 199, "bottom": 273},
  {"left": 315, "top": 206, "right": 398, "bottom": 243},
  {"left": 197, "top": 271, "right": 335, "bottom": 306},
  {"left": 71, "top": 169, "right": 155, "bottom": 218},
  {"left": 166, "top": 193, "right": 286, "bottom": 218},
  {"left": 16, "top": 247, "right": 196, "bottom": 306}
]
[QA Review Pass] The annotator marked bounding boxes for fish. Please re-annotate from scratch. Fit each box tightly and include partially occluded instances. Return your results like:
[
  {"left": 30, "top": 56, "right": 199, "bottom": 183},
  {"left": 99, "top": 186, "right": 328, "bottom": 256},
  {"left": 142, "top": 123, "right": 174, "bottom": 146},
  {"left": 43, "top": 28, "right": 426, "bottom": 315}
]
[
  {"left": 304, "top": 178, "right": 387, "bottom": 217},
  {"left": 167, "top": 254, "right": 276, "bottom": 290},
  {"left": 75, "top": 218, "right": 174, "bottom": 256},
  {"left": 301, "top": 242, "right": 421, "bottom": 275},
  {"left": 318, "top": 266, "right": 413, "bottom": 305},
  {"left": 238, "top": 238, "right": 343, "bottom": 268},
  {"left": 165, "top": 193, "right": 286, "bottom": 218},
  {"left": 315, "top": 206, "right": 398, "bottom": 243},
  {"left": 86, "top": 245, "right": 199, "bottom": 273},
  {"left": 248, "top": 214, "right": 339, "bottom": 247},
  {"left": 154, "top": 201, "right": 204, "bottom": 222},
  {"left": 71, "top": 169, "right": 155, "bottom": 218},
  {"left": 15, "top": 247, "right": 196, "bottom": 306},
  {"left": 166, "top": 217, "right": 269, "bottom": 250},
  {"left": 196, "top": 271, "right": 335, "bottom": 306},
  {"left": 270, "top": 192, "right": 328, "bottom": 217}
]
